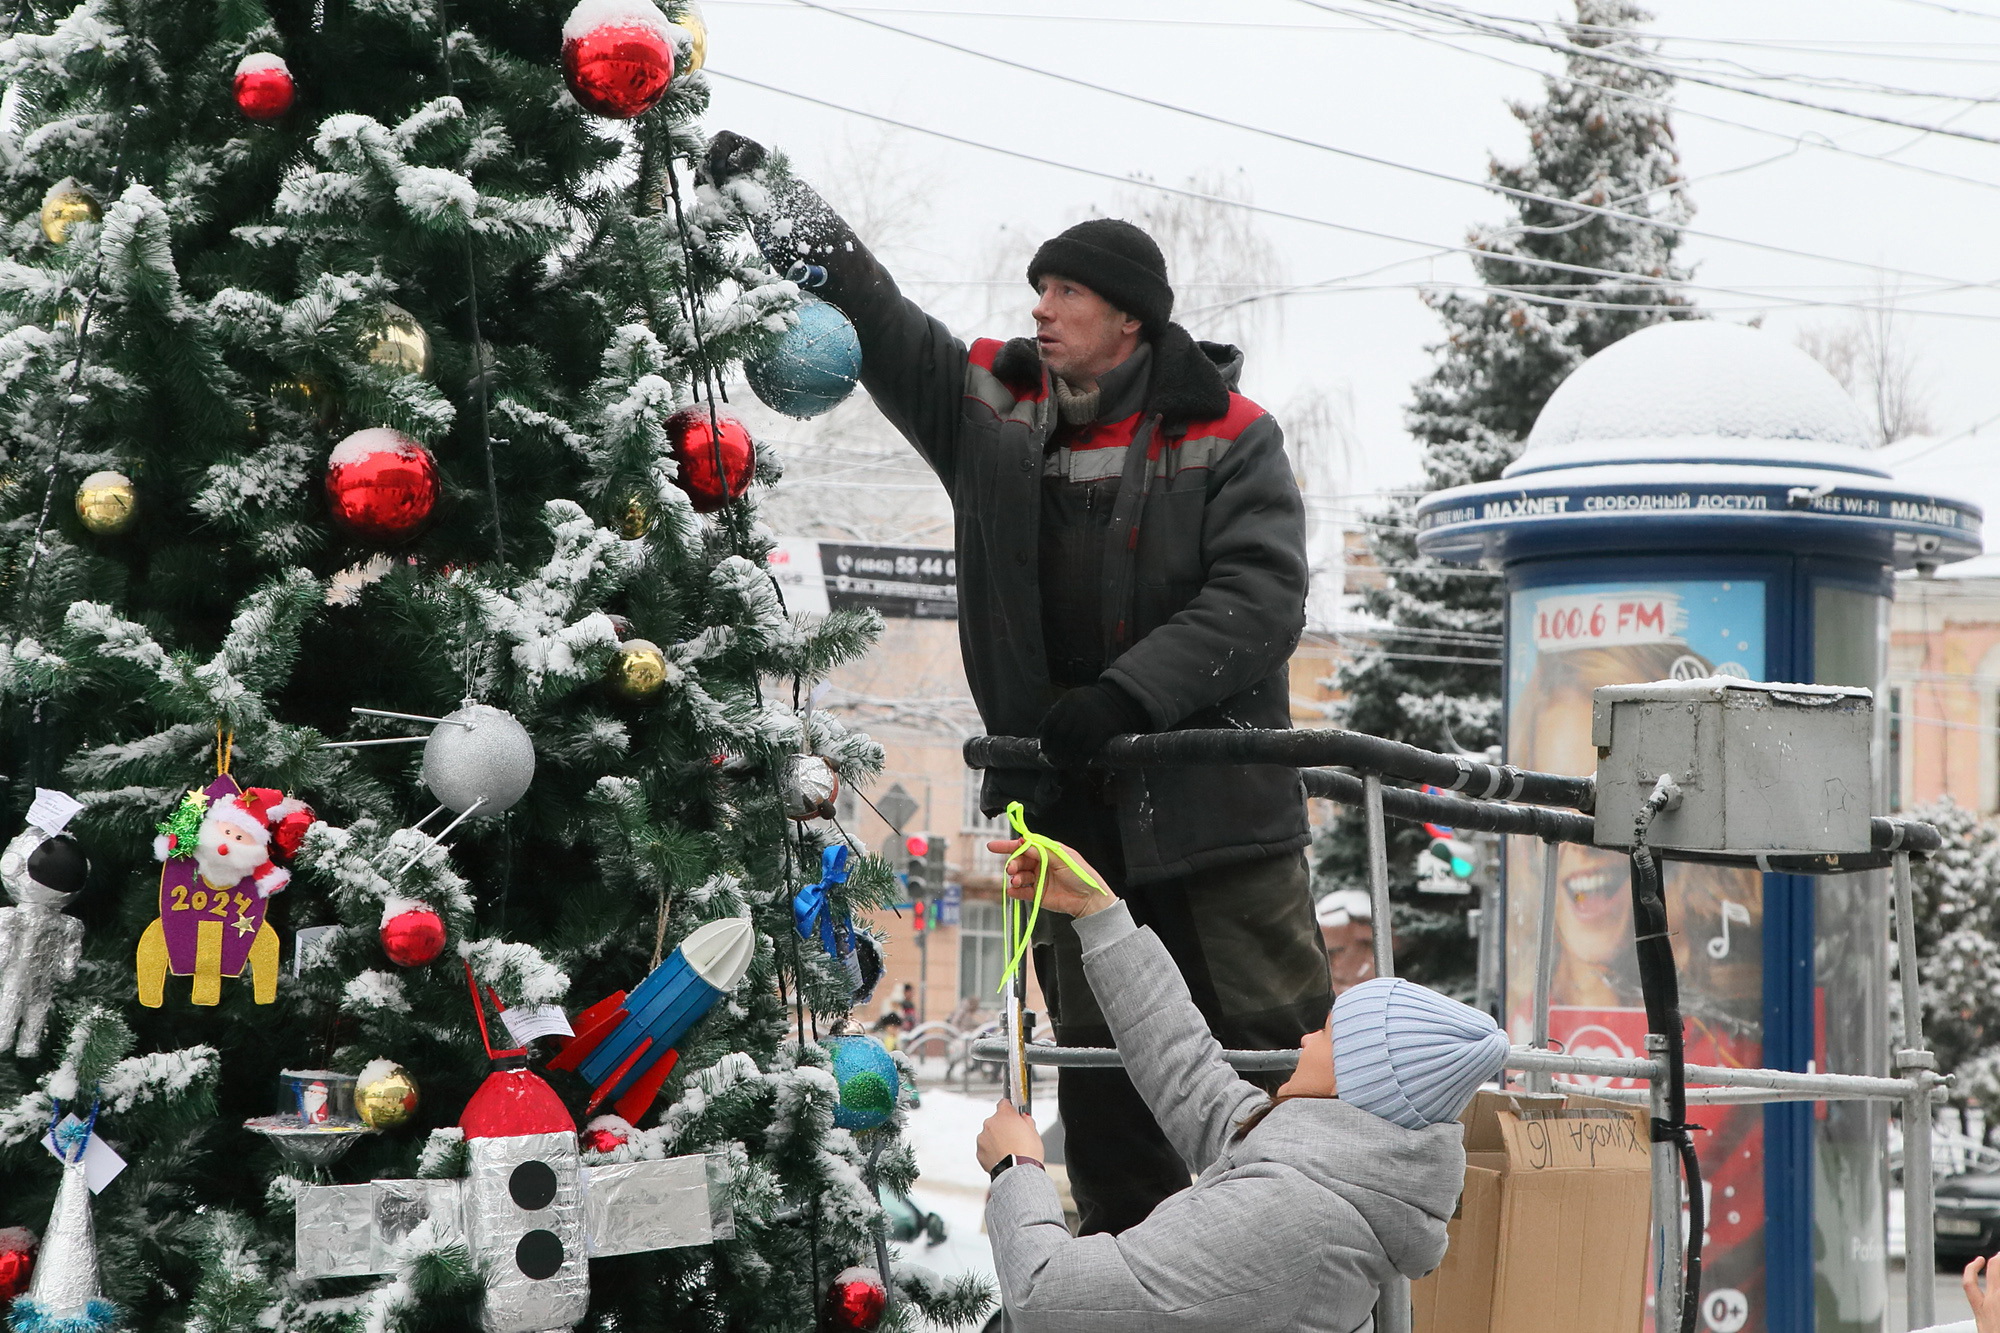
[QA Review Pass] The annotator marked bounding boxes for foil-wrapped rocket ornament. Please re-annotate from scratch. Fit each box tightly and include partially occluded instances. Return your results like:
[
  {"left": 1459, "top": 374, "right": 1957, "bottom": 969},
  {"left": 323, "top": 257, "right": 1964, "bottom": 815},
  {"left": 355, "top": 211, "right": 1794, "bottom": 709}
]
[
  {"left": 15, "top": 1107, "right": 117, "bottom": 1333},
  {"left": 548, "top": 916, "right": 756, "bottom": 1123},
  {"left": 293, "top": 963, "right": 731, "bottom": 1332},
  {"left": 0, "top": 789, "right": 88, "bottom": 1058}
]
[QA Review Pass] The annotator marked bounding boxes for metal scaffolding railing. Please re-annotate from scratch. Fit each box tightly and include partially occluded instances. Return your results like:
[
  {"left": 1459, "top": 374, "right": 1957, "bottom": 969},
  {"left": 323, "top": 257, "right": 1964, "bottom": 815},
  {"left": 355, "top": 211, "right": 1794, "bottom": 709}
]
[{"left": 963, "top": 725, "right": 1949, "bottom": 1333}]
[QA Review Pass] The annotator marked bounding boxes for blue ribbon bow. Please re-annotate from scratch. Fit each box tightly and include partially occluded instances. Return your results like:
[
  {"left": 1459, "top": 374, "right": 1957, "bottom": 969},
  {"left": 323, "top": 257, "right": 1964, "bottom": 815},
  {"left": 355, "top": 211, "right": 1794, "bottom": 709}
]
[{"left": 792, "top": 844, "right": 852, "bottom": 956}]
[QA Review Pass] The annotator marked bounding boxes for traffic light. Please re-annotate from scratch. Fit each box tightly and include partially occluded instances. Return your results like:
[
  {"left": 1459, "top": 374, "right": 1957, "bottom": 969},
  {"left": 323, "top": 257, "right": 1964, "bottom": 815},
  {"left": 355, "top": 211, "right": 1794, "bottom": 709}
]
[
  {"left": 912, "top": 900, "right": 927, "bottom": 932},
  {"left": 923, "top": 841, "right": 947, "bottom": 903},
  {"left": 904, "top": 834, "right": 932, "bottom": 897}
]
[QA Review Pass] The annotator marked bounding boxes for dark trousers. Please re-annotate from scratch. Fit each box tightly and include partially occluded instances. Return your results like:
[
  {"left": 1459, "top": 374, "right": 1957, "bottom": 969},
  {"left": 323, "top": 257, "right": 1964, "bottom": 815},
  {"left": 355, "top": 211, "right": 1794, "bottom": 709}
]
[{"left": 1028, "top": 800, "right": 1331, "bottom": 1236}]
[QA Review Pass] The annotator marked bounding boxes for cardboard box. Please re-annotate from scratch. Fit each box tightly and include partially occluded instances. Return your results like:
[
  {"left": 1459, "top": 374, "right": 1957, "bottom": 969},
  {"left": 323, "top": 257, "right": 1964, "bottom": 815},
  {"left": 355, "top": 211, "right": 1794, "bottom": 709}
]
[{"left": 1412, "top": 1091, "right": 1652, "bottom": 1333}]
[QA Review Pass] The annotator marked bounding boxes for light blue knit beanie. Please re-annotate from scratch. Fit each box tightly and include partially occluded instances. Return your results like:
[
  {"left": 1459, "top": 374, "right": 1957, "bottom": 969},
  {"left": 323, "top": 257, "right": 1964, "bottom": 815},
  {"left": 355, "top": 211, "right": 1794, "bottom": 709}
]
[{"left": 1330, "top": 977, "right": 1510, "bottom": 1129}]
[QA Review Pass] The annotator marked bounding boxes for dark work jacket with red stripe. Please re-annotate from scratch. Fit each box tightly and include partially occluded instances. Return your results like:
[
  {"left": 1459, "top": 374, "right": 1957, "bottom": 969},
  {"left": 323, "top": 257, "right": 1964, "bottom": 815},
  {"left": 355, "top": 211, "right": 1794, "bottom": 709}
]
[{"left": 750, "top": 184, "right": 1310, "bottom": 883}]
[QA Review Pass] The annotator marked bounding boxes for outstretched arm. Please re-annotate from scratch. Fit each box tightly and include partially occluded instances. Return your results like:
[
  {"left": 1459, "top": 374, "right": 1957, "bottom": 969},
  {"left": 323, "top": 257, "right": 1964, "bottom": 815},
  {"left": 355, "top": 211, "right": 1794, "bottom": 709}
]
[
  {"left": 992, "top": 840, "right": 1268, "bottom": 1173},
  {"left": 701, "top": 133, "right": 968, "bottom": 486}
]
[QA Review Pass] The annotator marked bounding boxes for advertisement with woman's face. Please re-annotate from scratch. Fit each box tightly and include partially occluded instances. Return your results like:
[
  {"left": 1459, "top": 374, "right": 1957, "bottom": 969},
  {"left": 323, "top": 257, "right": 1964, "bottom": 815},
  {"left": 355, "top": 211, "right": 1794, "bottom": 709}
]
[{"left": 1507, "top": 581, "right": 1769, "bottom": 1333}]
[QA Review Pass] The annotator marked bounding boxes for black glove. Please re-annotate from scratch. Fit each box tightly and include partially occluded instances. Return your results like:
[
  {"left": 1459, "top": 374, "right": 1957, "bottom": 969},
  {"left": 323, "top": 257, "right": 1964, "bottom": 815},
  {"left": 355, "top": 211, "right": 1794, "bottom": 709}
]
[
  {"left": 1038, "top": 683, "right": 1150, "bottom": 768},
  {"left": 699, "top": 130, "right": 766, "bottom": 189}
]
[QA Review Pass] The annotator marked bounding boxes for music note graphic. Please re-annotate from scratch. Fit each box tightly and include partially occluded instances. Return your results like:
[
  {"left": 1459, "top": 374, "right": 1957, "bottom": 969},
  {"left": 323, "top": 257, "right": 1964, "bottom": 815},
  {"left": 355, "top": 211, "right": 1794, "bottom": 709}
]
[{"left": 1707, "top": 900, "right": 1752, "bottom": 959}]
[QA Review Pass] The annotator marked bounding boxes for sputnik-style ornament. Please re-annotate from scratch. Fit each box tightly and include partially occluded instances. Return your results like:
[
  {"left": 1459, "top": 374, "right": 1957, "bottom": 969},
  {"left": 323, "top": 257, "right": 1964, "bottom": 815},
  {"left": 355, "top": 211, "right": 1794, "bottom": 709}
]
[{"left": 322, "top": 703, "right": 535, "bottom": 873}]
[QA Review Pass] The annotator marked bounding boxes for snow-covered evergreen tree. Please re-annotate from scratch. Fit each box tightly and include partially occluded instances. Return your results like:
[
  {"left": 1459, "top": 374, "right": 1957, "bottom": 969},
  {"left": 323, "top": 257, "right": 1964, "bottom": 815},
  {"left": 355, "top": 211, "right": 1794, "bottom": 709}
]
[
  {"left": 1317, "top": 0, "right": 1695, "bottom": 990},
  {"left": 0, "top": 3, "right": 983, "bottom": 1330},
  {"left": 1899, "top": 798, "right": 2000, "bottom": 1109}
]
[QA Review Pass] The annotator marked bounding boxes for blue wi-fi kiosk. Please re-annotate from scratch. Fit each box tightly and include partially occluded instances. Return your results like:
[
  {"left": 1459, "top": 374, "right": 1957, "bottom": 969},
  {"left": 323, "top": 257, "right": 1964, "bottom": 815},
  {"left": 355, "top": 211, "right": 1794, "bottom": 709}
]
[{"left": 1416, "top": 321, "right": 1981, "bottom": 1333}]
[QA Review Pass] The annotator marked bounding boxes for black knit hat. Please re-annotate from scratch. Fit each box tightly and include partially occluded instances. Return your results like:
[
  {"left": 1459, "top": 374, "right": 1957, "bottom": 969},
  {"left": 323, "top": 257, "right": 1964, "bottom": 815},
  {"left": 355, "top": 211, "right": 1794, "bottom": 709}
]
[{"left": 1027, "top": 218, "right": 1173, "bottom": 332}]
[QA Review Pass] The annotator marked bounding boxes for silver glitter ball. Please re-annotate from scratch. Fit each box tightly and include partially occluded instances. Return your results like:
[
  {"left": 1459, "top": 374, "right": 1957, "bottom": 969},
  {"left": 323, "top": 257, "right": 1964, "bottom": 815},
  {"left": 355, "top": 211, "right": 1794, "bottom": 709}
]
[
  {"left": 782, "top": 755, "right": 839, "bottom": 822},
  {"left": 422, "top": 705, "right": 536, "bottom": 816}
]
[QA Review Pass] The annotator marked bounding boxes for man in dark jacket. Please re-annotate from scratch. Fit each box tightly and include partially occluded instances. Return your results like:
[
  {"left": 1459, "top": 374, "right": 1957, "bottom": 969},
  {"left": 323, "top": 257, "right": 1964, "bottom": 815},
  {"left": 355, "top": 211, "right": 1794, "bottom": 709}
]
[{"left": 703, "top": 133, "right": 1331, "bottom": 1236}]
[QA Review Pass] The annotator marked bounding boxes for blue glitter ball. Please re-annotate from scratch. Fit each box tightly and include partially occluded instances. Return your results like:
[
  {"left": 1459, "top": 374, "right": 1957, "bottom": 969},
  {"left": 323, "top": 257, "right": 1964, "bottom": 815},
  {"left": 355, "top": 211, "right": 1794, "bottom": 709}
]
[
  {"left": 825, "top": 1034, "right": 899, "bottom": 1132},
  {"left": 746, "top": 297, "right": 862, "bottom": 420}
]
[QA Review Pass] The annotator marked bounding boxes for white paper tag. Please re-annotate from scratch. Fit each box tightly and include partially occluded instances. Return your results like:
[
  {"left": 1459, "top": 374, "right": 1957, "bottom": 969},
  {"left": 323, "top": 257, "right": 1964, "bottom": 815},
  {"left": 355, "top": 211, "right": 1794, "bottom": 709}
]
[
  {"left": 294, "top": 925, "right": 341, "bottom": 977},
  {"left": 42, "top": 1114, "right": 128, "bottom": 1193},
  {"left": 501, "top": 1005, "right": 576, "bottom": 1045},
  {"left": 27, "top": 788, "right": 84, "bottom": 836}
]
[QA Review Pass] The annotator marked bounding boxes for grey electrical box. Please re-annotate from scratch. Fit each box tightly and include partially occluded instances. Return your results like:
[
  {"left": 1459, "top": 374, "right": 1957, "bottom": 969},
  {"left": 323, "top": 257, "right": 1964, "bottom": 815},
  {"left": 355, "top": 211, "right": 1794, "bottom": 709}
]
[{"left": 1591, "top": 678, "right": 1874, "bottom": 855}]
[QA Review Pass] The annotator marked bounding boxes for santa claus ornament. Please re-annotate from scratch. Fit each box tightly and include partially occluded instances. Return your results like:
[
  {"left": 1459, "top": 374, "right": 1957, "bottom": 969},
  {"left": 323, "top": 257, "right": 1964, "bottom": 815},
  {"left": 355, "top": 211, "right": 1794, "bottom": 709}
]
[
  {"left": 137, "top": 775, "right": 314, "bottom": 1007},
  {"left": 561, "top": 0, "right": 676, "bottom": 120},
  {"left": 233, "top": 53, "right": 295, "bottom": 122}
]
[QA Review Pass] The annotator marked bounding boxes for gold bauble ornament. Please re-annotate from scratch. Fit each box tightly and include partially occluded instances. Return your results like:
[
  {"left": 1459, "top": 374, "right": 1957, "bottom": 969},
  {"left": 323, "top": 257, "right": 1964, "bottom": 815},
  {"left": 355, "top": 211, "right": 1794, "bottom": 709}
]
[
  {"left": 361, "top": 303, "right": 431, "bottom": 377},
  {"left": 673, "top": 3, "right": 708, "bottom": 73},
  {"left": 74, "top": 470, "right": 137, "bottom": 536},
  {"left": 39, "top": 178, "right": 100, "bottom": 245},
  {"left": 272, "top": 375, "right": 339, "bottom": 426},
  {"left": 617, "top": 490, "right": 653, "bottom": 539},
  {"left": 355, "top": 1063, "right": 419, "bottom": 1129},
  {"left": 608, "top": 638, "right": 669, "bottom": 701}
]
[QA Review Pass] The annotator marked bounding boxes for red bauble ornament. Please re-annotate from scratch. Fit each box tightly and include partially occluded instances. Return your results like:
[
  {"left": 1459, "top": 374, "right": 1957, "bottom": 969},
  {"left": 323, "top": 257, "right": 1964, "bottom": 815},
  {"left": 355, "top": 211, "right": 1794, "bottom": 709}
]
[
  {"left": 581, "top": 1113, "right": 632, "bottom": 1154},
  {"left": 826, "top": 1267, "right": 886, "bottom": 1332},
  {"left": 663, "top": 406, "right": 755, "bottom": 513},
  {"left": 326, "top": 427, "right": 439, "bottom": 544},
  {"left": 562, "top": 0, "right": 676, "bottom": 120},
  {"left": 379, "top": 905, "right": 446, "bottom": 967},
  {"left": 233, "top": 54, "right": 295, "bottom": 122},
  {"left": 0, "top": 1227, "right": 34, "bottom": 1302}
]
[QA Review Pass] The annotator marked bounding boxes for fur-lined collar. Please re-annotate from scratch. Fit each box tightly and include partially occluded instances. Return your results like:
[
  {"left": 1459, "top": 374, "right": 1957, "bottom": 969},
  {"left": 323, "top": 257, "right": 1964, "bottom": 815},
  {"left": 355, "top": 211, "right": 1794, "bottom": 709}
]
[{"left": 989, "top": 322, "right": 1239, "bottom": 434}]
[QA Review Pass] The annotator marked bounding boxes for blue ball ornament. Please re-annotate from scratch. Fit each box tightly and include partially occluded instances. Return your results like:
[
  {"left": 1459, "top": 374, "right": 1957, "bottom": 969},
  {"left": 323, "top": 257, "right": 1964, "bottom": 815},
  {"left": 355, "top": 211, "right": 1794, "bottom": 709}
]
[
  {"left": 746, "top": 297, "right": 863, "bottom": 419},
  {"left": 825, "top": 1033, "right": 900, "bottom": 1132}
]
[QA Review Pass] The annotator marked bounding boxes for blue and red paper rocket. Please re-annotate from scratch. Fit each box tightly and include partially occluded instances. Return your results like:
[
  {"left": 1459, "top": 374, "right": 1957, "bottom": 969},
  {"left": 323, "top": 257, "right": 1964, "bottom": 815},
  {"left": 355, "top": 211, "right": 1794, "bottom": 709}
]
[{"left": 550, "top": 916, "right": 755, "bottom": 1122}]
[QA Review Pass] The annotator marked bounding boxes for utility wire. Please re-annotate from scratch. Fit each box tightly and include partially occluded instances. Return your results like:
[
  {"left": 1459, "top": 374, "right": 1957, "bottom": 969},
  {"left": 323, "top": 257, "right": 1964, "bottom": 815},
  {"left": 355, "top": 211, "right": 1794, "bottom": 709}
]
[
  {"left": 717, "top": 1, "right": 2000, "bottom": 60},
  {"left": 1327, "top": 0, "right": 2000, "bottom": 146},
  {"left": 779, "top": 0, "right": 2000, "bottom": 293},
  {"left": 1327, "top": 2, "right": 2000, "bottom": 197},
  {"left": 709, "top": 69, "right": 2000, "bottom": 324}
]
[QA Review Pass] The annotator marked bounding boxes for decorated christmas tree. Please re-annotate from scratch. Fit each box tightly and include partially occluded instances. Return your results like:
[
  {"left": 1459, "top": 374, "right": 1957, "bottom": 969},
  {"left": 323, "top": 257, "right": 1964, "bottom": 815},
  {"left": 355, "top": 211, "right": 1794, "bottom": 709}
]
[
  {"left": 1318, "top": 0, "right": 1695, "bottom": 992},
  {"left": 0, "top": 2, "right": 982, "bottom": 1330},
  {"left": 1901, "top": 798, "right": 2000, "bottom": 1110}
]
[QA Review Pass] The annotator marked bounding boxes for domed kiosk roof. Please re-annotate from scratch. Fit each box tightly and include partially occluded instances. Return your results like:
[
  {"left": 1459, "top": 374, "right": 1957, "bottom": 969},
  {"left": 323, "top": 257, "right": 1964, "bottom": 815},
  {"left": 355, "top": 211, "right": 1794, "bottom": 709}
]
[
  {"left": 1414, "top": 320, "right": 1982, "bottom": 570},
  {"left": 1510, "top": 321, "right": 1878, "bottom": 478}
]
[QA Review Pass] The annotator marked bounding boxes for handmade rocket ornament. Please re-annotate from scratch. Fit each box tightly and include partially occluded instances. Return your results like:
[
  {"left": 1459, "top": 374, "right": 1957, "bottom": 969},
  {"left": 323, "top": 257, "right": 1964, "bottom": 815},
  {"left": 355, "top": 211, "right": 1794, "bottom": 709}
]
[
  {"left": 293, "top": 964, "right": 730, "bottom": 1332},
  {"left": 137, "top": 775, "right": 312, "bottom": 1006},
  {"left": 17, "top": 1110, "right": 118, "bottom": 1333},
  {"left": 548, "top": 916, "right": 756, "bottom": 1123},
  {"left": 0, "top": 788, "right": 89, "bottom": 1056}
]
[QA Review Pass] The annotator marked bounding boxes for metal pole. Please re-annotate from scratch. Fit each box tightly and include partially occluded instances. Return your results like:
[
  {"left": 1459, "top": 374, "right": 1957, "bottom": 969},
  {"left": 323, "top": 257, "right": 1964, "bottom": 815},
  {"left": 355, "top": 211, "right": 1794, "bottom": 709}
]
[
  {"left": 1362, "top": 773, "right": 1411, "bottom": 1333},
  {"left": 1528, "top": 840, "right": 1560, "bottom": 1094},
  {"left": 1649, "top": 1033, "right": 1684, "bottom": 1333},
  {"left": 1364, "top": 775, "right": 1394, "bottom": 983},
  {"left": 1893, "top": 851, "right": 1935, "bottom": 1331}
]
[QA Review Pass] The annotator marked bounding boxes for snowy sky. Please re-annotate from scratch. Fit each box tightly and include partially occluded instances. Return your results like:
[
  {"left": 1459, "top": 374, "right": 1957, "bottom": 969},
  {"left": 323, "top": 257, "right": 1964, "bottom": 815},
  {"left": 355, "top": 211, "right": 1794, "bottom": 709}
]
[{"left": 700, "top": 0, "right": 2000, "bottom": 514}]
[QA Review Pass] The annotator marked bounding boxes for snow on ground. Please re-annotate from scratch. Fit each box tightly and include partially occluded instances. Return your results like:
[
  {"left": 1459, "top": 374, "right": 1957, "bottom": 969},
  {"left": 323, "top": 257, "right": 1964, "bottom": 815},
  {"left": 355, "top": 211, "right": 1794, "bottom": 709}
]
[{"left": 895, "top": 1077, "right": 1060, "bottom": 1296}]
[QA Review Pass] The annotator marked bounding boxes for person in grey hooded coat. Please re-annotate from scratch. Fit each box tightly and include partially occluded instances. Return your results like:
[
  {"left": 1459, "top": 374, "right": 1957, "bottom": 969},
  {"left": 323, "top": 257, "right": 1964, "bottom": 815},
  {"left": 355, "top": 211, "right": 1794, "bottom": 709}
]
[{"left": 975, "top": 838, "right": 1510, "bottom": 1333}]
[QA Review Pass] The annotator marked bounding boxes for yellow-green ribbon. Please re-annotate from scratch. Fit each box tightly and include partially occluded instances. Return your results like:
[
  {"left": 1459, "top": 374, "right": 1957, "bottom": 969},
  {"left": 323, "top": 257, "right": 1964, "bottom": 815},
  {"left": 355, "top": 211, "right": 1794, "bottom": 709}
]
[{"left": 997, "top": 801, "right": 1109, "bottom": 992}]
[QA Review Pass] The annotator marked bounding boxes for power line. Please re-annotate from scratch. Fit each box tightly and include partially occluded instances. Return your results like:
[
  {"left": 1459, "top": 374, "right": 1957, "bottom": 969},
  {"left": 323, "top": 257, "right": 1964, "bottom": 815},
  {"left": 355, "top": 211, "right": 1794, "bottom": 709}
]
[
  {"left": 705, "top": 73, "right": 2000, "bottom": 327},
  {"left": 717, "top": 1, "right": 2000, "bottom": 61},
  {"left": 1327, "top": 0, "right": 2000, "bottom": 146},
  {"left": 1884, "top": 0, "right": 2000, "bottom": 23},
  {"left": 1327, "top": 3, "right": 2000, "bottom": 198},
  {"left": 778, "top": 0, "right": 2000, "bottom": 294}
]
